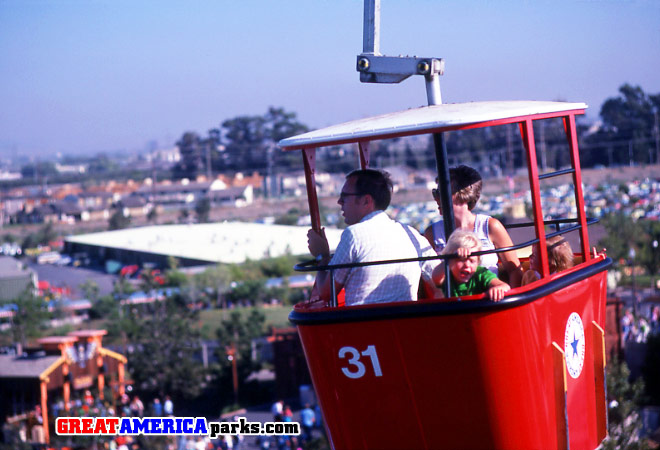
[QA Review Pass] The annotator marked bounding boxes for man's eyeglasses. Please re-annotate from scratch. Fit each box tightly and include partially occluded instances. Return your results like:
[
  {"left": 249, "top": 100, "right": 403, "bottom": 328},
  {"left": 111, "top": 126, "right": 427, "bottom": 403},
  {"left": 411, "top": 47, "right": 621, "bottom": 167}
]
[{"left": 339, "top": 192, "right": 363, "bottom": 201}]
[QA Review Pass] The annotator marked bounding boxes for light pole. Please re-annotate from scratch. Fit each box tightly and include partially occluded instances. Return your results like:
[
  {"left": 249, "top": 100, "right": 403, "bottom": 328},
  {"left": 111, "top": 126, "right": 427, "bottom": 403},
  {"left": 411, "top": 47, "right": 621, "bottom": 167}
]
[
  {"left": 653, "top": 240, "right": 658, "bottom": 295},
  {"left": 629, "top": 247, "right": 637, "bottom": 316},
  {"left": 226, "top": 344, "right": 238, "bottom": 407}
]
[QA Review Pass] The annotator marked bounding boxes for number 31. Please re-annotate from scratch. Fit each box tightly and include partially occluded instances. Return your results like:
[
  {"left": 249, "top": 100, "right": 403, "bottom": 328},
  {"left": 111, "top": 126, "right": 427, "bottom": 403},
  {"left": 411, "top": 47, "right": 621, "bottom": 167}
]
[{"left": 338, "top": 345, "right": 383, "bottom": 379}]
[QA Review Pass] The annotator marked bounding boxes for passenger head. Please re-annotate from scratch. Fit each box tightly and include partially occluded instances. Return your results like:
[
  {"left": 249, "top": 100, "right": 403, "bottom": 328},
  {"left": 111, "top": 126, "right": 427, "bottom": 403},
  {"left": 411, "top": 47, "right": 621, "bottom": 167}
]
[
  {"left": 432, "top": 165, "right": 483, "bottom": 211},
  {"left": 442, "top": 229, "right": 482, "bottom": 257},
  {"left": 450, "top": 165, "right": 482, "bottom": 210},
  {"left": 346, "top": 169, "right": 393, "bottom": 210},
  {"left": 547, "top": 236, "right": 574, "bottom": 273},
  {"left": 338, "top": 169, "right": 392, "bottom": 225},
  {"left": 529, "top": 236, "right": 574, "bottom": 274},
  {"left": 442, "top": 229, "right": 482, "bottom": 283}
]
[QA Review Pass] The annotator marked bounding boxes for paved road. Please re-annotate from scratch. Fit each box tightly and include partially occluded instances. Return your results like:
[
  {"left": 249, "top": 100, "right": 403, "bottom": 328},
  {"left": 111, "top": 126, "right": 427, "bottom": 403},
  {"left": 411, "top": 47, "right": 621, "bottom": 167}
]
[{"left": 27, "top": 261, "right": 118, "bottom": 298}]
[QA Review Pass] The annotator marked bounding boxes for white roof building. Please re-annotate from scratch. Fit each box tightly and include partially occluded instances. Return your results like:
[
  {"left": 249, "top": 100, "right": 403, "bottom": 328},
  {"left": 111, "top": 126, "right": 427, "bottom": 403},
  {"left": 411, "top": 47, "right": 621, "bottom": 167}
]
[{"left": 64, "top": 222, "right": 344, "bottom": 266}]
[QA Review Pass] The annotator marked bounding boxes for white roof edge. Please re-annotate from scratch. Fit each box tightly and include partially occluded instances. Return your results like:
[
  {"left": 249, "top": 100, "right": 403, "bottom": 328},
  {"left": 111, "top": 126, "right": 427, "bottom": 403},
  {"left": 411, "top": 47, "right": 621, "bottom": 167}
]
[{"left": 279, "top": 101, "right": 588, "bottom": 149}]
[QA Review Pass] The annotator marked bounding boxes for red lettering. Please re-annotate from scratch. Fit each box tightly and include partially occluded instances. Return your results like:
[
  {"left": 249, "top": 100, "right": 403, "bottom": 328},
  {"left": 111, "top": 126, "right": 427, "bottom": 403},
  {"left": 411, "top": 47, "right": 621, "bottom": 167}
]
[
  {"left": 56, "top": 418, "right": 69, "bottom": 435},
  {"left": 93, "top": 418, "right": 106, "bottom": 434},
  {"left": 70, "top": 418, "right": 81, "bottom": 434},
  {"left": 81, "top": 417, "right": 94, "bottom": 434},
  {"left": 105, "top": 418, "right": 120, "bottom": 434}
]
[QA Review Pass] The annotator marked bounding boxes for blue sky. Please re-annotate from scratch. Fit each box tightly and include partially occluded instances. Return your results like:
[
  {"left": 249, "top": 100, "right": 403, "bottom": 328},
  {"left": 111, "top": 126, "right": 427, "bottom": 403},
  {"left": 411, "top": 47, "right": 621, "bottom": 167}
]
[{"left": 1, "top": 0, "right": 659, "bottom": 157}]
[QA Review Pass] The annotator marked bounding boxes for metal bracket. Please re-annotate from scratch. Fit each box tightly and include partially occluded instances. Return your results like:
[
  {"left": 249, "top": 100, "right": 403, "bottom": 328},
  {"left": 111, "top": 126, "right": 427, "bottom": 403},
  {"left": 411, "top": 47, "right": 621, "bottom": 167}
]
[{"left": 356, "top": 55, "right": 444, "bottom": 84}]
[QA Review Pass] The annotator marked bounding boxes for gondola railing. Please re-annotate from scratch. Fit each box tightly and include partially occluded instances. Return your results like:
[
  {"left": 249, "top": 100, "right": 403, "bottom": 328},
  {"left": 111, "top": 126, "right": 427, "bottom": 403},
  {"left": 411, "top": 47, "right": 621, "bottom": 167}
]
[{"left": 295, "top": 217, "right": 600, "bottom": 307}]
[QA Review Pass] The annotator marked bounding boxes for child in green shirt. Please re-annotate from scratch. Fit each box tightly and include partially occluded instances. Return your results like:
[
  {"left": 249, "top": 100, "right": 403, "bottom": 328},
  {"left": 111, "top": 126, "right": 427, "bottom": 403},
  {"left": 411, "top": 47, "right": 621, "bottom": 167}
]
[{"left": 432, "top": 229, "right": 510, "bottom": 301}]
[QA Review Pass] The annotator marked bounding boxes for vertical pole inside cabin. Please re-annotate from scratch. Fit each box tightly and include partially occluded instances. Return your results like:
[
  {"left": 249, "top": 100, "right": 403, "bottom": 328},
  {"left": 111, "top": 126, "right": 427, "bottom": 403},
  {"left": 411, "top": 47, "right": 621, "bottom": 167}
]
[{"left": 427, "top": 74, "right": 454, "bottom": 297}]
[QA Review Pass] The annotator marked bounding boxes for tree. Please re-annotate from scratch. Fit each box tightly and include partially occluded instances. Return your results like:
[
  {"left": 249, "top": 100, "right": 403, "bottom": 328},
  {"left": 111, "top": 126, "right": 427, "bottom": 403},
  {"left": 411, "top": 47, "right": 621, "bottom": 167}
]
[
  {"left": 178, "top": 208, "right": 190, "bottom": 223},
  {"left": 194, "top": 197, "right": 211, "bottom": 223},
  {"left": 88, "top": 294, "right": 117, "bottom": 320},
  {"left": 584, "top": 84, "right": 660, "bottom": 167},
  {"left": 274, "top": 208, "right": 302, "bottom": 226},
  {"left": 265, "top": 106, "right": 309, "bottom": 172},
  {"left": 258, "top": 255, "right": 297, "bottom": 278},
  {"left": 122, "top": 296, "right": 206, "bottom": 400},
  {"left": 600, "top": 215, "right": 660, "bottom": 289},
  {"left": 265, "top": 106, "right": 309, "bottom": 143},
  {"left": 21, "top": 222, "right": 58, "bottom": 250},
  {"left": 404, "top": 144, "right": 420, "bottom": 169},
  {"left": 108, "top": 209, "right": 131, "bottom": 230},
  {"left": 636, "top": 220, "right": 660, "bottom": 279},
  {"left": 164, "top": 256, "right": 188, "bottom": 288},
  {"left": 146, "top": 206, "right": 158, "bottom": 224},
  {"left": 598, "top": 212, "right": 640, "bottom": 264},
  {"left": 20, "top": 161, "right": 58, "bottom": 179},
  {"left": 221, "top": 115, "right": 268, "bottom": 173},
  {"left": 87, "top": 153, "right": 120, "bottom": 174},
  {"left": 219, "top": 107, "right": 309, "bottom": 175},
  {"left": 0, "top": 290, "right": 49, "bottom": 351},
  {"left": 600, "top": 358, "right": 650, "bottom": 450},
  {"left": 112, "top": 278, "right": 135, "bottom": 298},
  {"left": 225, "top": 280, "right": 268, "bottom": 306},
  {"left": 79, "top": 279, "right": 100, "bottom": 302},
  {"left": 173, "top": 132, "right": 208, "bottom": 180}
]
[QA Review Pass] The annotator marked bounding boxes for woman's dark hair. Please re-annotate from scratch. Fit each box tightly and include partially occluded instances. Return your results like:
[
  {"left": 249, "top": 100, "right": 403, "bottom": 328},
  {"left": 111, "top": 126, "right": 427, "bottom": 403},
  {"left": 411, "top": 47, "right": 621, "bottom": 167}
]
[
  {"left": 347, "top": 169, "right": 393, "bottom": 210},
  {"left": 450, "top": 165, "right": 483, "bottom": 210}
]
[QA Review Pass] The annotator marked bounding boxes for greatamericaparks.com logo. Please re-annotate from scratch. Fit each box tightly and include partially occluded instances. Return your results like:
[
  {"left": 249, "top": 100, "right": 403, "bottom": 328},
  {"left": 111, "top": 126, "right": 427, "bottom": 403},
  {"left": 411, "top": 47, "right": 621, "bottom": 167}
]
[{"left": 56, "top": 416, "right": 300, "bottom": 439}]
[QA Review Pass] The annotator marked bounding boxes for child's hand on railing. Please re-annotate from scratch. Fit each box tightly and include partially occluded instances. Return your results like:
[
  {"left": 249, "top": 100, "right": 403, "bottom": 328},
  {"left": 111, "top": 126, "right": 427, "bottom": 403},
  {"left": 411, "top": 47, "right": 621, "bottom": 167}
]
[{"left": 488, "top": 280, "right": 510, "bottom": 302}]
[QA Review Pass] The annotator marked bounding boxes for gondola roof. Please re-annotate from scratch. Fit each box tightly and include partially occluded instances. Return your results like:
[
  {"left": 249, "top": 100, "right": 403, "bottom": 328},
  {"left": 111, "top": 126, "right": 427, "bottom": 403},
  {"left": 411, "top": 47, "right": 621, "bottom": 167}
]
[{"left": 279, "top": 100, "right": 587, "bottom": 150}]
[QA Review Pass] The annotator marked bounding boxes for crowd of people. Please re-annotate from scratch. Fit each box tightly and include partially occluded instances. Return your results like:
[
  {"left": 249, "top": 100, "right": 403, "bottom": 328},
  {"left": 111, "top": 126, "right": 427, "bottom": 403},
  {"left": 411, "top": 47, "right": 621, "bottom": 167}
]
[
  {"left": 622, "top": 305, "right": 660, "bottom": 344},
  {"left": 263, "top": 400, "right": 321, "bottom": 450}
]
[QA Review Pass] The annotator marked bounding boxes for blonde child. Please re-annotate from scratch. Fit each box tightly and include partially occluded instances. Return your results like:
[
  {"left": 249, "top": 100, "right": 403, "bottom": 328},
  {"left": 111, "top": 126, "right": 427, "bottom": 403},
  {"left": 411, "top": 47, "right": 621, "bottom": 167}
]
[
  {"left": 522, "top": 236, "right": 574, "bottom": 285},
  {"left": 432, "top": 229, "right": 510, "bottom": 301}
]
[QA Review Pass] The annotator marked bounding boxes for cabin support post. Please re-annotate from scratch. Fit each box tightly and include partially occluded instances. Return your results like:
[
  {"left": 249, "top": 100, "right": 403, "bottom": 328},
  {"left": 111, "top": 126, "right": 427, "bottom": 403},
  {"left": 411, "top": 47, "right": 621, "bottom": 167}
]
[
  {"left": 302, "top": 148, "right": 322, "bottom": 232},
  {"left": 521, "top": 119, "right": 550, "bottom": 277},
  {"left": 432, "top": 132, "right": 454, "bottom": 297},
  {"left": 564, "top": 114, "right": 591, "bottom": 261},
  {"left": 358, "top": 141, "right": 370, "bottom": 169}
]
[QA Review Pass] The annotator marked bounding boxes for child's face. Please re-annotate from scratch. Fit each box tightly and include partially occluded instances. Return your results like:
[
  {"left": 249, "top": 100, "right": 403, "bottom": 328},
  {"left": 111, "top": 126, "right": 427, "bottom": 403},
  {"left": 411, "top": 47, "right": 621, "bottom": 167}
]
[
  {"left": 529, "top": 244, "right": 540, "bottom": 272},
  {"left": 449, "top": 248, "right": 479, "bottom": 283}
]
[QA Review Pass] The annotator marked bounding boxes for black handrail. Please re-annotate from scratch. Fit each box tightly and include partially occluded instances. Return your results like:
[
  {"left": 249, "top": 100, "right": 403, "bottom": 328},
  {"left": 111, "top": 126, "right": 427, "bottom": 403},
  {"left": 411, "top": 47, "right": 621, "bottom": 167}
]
[
  {"left": 538, "top": 168, "right": 575, "bottom": 180},
  {"left": 294, "top": 217, "right": 599, "bottom": 273}
]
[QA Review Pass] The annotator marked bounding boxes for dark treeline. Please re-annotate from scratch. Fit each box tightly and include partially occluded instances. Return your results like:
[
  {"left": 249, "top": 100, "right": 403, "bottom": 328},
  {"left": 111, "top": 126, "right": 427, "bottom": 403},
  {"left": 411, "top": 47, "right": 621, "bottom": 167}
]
[
  {"left": 174, "top": 84, "right": 660, "bottom": 179},
  {"left": 7, "top": 83, "right": 659, "bottom": 188}
]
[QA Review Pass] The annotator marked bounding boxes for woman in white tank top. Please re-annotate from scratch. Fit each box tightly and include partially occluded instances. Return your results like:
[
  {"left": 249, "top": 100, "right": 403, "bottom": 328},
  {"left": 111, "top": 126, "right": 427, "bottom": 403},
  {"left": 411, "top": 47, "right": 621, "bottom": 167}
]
[{"left": 423, "top": 165, "right": 523, "bottom": 287}]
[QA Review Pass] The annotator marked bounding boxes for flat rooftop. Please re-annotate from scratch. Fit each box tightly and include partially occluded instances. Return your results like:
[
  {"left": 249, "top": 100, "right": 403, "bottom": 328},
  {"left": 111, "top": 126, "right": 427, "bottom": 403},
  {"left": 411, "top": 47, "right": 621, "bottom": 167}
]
[{"left": 65, "top": 222, "right": 344, "bottom": 264}]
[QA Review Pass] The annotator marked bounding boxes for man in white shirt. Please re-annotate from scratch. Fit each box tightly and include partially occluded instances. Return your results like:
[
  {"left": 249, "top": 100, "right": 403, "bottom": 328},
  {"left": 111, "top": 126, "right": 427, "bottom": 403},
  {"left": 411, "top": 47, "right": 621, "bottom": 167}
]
[{"left": 308, "top": 169, "right": 438, "bottom": 305}]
